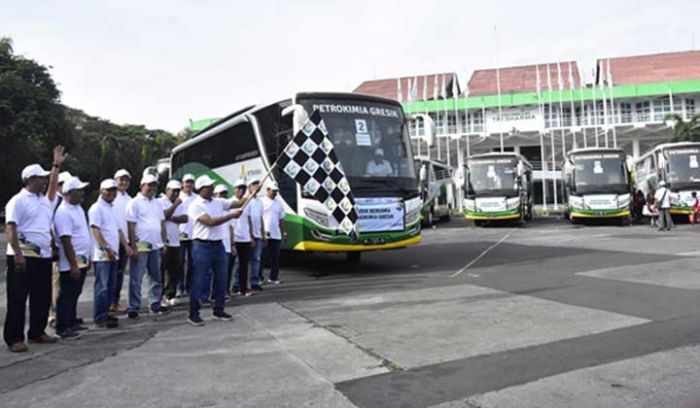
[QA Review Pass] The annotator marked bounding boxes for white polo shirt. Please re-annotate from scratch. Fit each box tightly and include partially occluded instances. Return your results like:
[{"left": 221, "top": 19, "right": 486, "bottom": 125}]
[
  {"left": 112, "top": 190, "right": 131, "bottom": 237},
  {"left": 188, "top": 196, "right": 234, "bottom": 241},
  {"left": 54, "top": 202, "right": 93, "bottom": 271},
  {"left": 88, "top": 197, "right": 121, "bottom": 262},
  {"left": 178, "top": 191, "right": 197, "bottom": 241},
  {"left": 223, "top": 218, "right": 236, "bottom": 254},
  {"left": 158, "top": 196, "right": 186, "bottom": 247},
  {"left": 5, "top": 188, "right": 54, "bottom": 258},
  {"left": 248, "top": 197, "right": 264, "bottom": 239},
  {"left": 234, "top": 204, "right": 252, "bottom": 243},
  {"left": 125, "top": 193, "right": 164, "bottom": 251},
  {"left": 262, "top": 197, "right": 286, "bottom": 240}
]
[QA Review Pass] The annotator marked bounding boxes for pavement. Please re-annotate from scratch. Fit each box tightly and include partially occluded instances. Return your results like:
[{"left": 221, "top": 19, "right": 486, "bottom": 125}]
[{"left": 1, "top": 218, "right": 700, "bottom": 407}]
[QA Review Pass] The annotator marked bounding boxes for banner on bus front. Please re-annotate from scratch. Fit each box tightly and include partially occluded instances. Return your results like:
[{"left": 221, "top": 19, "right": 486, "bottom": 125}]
[{"left": 355, "top": 197, "right": 405, "bottom": 232}]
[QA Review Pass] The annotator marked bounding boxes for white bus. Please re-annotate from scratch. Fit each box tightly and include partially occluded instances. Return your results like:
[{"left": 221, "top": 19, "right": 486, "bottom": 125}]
[
  {"left": 463, "top": 152, "right": 534, "bottom": 226},
  {"left": 636, "top": 142, "right": 700, "bottom": 215},
  {"left": 563, "top": 148, "right": 632, "bottom": 223},
  {"left": 170, "top": 92, "right": 433, "bottom": 263},
  {"left": 415, "top": 157, "right": 455, "bottom": 225}
]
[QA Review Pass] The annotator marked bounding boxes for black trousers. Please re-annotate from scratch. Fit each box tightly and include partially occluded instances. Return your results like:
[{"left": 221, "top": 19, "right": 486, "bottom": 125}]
[
  {"left": 266, "top": 239, "right": 281, "bottom": 281},
  {"left": 56, "top": 268, "right": 87, "bottom": 333},
  {"left": 234, "top": 242, "right": 252, "bottom": 294},
  {"left": 162, "top": 246, "right": 182, "bottom": 300},
  {"left": 4, "top": 256, "right": 52, "bottom": 345},
  {"left": 226, "top": 252, "right": 236, "bottom": 292},
  {"left": 179, "top": 240, "right": 193, "bottom": 292}
]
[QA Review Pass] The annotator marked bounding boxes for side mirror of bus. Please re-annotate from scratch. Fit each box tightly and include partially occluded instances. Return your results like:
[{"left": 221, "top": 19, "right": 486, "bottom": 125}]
[
  {"left": 281, "top": 104, "right": 309, "bottom": 135},
  {"left": 409, "top": 114, "right": 435, "bottom": 148}
]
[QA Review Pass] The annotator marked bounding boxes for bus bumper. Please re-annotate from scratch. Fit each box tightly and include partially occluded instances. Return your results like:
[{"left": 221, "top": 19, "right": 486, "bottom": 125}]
[
  {"left": 293, "top": 235, "right": 422, "bottom": 252},
  {"left": 569, "top": 209, "right": 630, "bottom": 218}
]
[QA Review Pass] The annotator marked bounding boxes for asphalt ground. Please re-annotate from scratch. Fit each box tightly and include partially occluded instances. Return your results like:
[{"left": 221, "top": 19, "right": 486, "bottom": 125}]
[{"left": 1, "top": 217, "right": 700, "bottom": 407}]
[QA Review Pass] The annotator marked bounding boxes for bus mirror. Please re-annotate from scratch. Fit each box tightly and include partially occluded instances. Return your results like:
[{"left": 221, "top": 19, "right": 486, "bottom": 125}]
[
  {"left": 281, "top": 104, "right": 309, "bottom": 134},
  {"left": 409, "top": 114, "right": 435, "bottom": 148},
  {"left": 419, "top": 164, "right": 427, "bottom": 182}
]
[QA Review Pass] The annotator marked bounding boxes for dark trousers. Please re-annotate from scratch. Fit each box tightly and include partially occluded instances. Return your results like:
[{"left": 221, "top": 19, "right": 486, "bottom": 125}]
[
  {"left": 115, "top": 245, "right": 128, "bottom": 305},
  {"left": 4, "top": 257, "right": 52, "bottom": 345},
  {"left": 179, "top": 240, "right": 194, "bottom": 293},
  {"left": 266, "top": 239, "right": 281, "bottom": 281},
  {"left": 189, "top": 240, "right": 227, "bottom": 319},
  {"left": 56, "top": 268, "right": 87, "bottom": 333},
  {"left": 162, "top": 246, "right": 182, "bottom": 300},
  {"left": 234, "top": 242, "right": 252, "bottom": 294},
  {"left": 226, "top": 253, "right": 236, "bottom": 292}
]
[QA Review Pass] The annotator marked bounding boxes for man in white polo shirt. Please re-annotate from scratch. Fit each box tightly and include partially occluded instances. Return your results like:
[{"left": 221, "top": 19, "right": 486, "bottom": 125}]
[
  {"left": 178, "top": 173, "right": 196, "bottom": 296},
  {"left": 187, "top": 175, "right": 241, "bottom": 326},
  {"left": 4, "top": 146, "right": 66, "bottom": 352},
  {"left": 262, "top": 182, "right": 286, "bottom": 284},
  {"left": 88, "top": 179, "right": 129, "bottom": 329},
  {"left": 111, "top": 168, "right": 132, "bottom": 313},
  {"left": 246, "top": 178, "right": 266, "bottom": 291},
  {"left": 54, "top": 176, "right": 91, "bottom": 340},
  {"left": 158, "top": 180, "right": 188, "bottom": 305},
  {"left": 125, "top": 174, "right": 168, "bottom": 319},
  {"left": 214, "top": 184, "right": 236, "bottom": 295},
  {"left": 48, "top": 170, "right": 72, "bottom": 328}
]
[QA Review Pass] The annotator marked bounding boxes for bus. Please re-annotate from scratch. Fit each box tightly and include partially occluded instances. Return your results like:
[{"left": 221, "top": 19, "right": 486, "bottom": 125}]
[
  {"left": 170, "top": 92, "right": 434, "bottom": 263},
  {"left": 563, "top": 148, "right": 632, "bottom": 223},
  {"left": 463, "top": 152, "right": 533, "bottom": 225},
  {"left": 636, "top": 142, "right": 700, "bottom": 215},
  {"left": 415, "top": 156, "right": 455, "bottom": 225}
]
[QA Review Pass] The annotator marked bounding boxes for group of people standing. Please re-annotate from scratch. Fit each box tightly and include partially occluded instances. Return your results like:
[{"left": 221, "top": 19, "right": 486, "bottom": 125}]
[{"left": 3, "top": 146, "right": 286, "bottom": 352}]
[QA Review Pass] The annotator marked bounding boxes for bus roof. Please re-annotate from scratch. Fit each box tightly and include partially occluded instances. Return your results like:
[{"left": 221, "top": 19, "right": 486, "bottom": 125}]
[
  {"left": 566, "top": 147, "right": 626, "bottom": 159},
  {"left": 468, "top": 152, "right": 532, "bottom": 168},
  {"left": 637, "top": 141, "right": 700, "bottom": 162}
]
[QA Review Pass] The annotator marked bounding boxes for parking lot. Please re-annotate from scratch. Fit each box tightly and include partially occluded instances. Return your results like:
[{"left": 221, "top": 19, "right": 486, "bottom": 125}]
[{"left": 1, "top": 218, "right": 700, "bottom": 407}]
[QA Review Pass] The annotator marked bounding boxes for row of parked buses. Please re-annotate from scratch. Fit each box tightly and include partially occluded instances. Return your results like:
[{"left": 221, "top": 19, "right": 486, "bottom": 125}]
[{"left": 166, "top": 91, "right": 700, "bottom": 263}]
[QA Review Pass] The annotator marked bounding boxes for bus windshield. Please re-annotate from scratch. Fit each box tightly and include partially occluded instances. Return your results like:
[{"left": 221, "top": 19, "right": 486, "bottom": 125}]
[
  {"left": 467, "top": 158, "right": 518, "bottom": 197},
  {"left": 571, "top": 153, "right": 628, "bottom": 194},
  {"left": 666, "top": 147, "right": 700, "bottom": 190},
  {"left": 299, "top": 98, "right": 417, "bottom": 196}
]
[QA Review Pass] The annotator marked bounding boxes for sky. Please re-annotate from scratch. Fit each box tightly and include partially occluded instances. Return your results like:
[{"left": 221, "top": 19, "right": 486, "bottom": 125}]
[{"left": 2, "top": 0, "right": 698, "bottom": 132}]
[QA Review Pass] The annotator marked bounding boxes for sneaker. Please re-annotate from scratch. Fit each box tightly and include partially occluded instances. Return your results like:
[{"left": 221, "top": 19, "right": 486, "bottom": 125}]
[
  {"left": 188, "top": 315, "right": 205, "bottom": 326},
  {"left": 231, "top": 286, "right": 240, "bottom": 294},
  {"left": 251, "top": 284, "right": 264, "bottom": 291},
  {"left": 127, "top": 311, "right": 140, "bottom": 320},
  {"left": 150, "top": 306, "right": 169, "bottom": 315},
  {"left": 212, "top": 311, "right": 233, "bottom": 321},
  {"left": 110, "top": 304, "right": 127, "bottom": 313},
  {"left": 106, "top": 315, "right": 119, "bottom": 322},
  {"left": 244, "top": 291, "right": 254, "bottom": 297},
  {"left": 95, "top": 319, "right": 119, "bottom": 329},
  {"left": 268, "top": 280, "right": 281, "bottom": 285},
  {"left": 72, "top": 324, "right": 89, "bottom": 332},
  {"left": 56, "top": 329, "right": 81, "bottom": 340},
  {"left": 168, "top": 298, "right": 179, "bottom": 306}
]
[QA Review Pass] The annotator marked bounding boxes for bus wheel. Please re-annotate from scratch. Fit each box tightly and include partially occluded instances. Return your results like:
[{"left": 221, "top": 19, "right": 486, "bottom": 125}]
[
  {"left": 427, "top": 208, "right": 435, "bottom": 226},
  {"left": 346, "top": 252, "right": 361, "bottom": 264},
  {"left": 440, "top": 206, "right": 452, "bottom": 222},
  {"left": 474, "top": 220, "right": 484, "bottom": 227},
  {"left": 621, "top": 215, "right": 631, "bottom": 227}
]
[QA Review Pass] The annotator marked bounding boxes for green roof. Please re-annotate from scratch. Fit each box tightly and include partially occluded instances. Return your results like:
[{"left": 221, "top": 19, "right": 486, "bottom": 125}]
[{"left": 189, "top": 117, "right": 220, "bottom": 131}]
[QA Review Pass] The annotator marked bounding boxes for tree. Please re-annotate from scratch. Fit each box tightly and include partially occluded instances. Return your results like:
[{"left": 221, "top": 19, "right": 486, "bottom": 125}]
[{"left": 667, "top": 113, "right": 700, "bottom": 142}]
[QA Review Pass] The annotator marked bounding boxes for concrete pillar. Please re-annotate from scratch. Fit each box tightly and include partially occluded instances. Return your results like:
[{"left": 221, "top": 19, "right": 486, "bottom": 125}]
[
  {"left": 513, "top": 145, "right": 521, "bottom": 154},
  {"left": 632, "top": 138, "right": 640, "bottom": 160}
]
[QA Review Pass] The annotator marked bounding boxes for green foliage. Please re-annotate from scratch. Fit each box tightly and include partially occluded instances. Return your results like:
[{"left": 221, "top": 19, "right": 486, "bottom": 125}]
[
  {"left": 667, "top": 113, "right": 700, "bottom": 142},
  {"left": 0, "top": 36, "right": 179, "bottom": 205}
]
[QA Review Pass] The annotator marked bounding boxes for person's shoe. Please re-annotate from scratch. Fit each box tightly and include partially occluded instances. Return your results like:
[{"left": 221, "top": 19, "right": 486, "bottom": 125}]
[
  {"left": 28, "top": 333, "right": 57, "bottom": 344},
  {"left": 110, "top": 304, "right": 127, "bottom": 313},
  {"left": 244, "top": 291, "right": 254, "bottom": 297},
  {"left": 251, "top": 284, "right": 264, "bottom": 291},
  {"left": 212, "top": 311, "right": 233, "bottom": 321},
  {"left": 106, "top": 315, "right": 119, "bottom": 322},
  {"left": 231, "top": 286, "right": 240, "bottom": 294},
  {"left": 167, "top": 298, "right": 179, "bottom": 306},
  {"left": 188, "top": 315, "right": 205, "bottom": 326},
  {"left": 268, "top": 280, "right": 281, "bottom": 285},
  {"left": 150, "top": 306, "right": 169, "bottom": 315},
  {"left": 127, "top": 311, "right": 140, "bottom": 320},
  {"left": 95, "top": 319, "right": 119, "bottom": 329},
  {"left": 56, "top": 329, "right": 80, "bottom": 340},
  {"left": 200, "top": 298, "right": 211, "bottom": 305},
  {"left": 76, "top": 318, "right": 84, "bottom": 325},
  {"left": 8, "top": 342, "right": 28, "bottom": 353},
  {"left": 72, "top": 324, "right": 89, "bottom": 332}
]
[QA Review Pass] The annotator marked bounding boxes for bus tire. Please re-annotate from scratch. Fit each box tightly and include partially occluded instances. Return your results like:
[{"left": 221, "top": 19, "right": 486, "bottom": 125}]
[
  {"left": 346, "top": 252, "right": 361, "bottom": 264},
  {"left": 474, "top": 220, "right": 484, "bottom": 227},
  {"left": 621, "top": 215, "right": 631, "bottom": 227},
  {"left": 441, "top": 206, "right": 452, "bottom": 222},
  {"left": 427, "top": 208, "right": 435, "bottom": 226}
]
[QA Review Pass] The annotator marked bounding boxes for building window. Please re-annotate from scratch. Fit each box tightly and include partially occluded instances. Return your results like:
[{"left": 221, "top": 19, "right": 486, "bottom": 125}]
[
  {"left": 619, "top": 103, "right": 632, "bottom": 123},
  {"left": 636, "top": 101, "right": 651, "bottom": 122},
  {"left": 686, "top": 99, "right": 696, "bottom": 118}
]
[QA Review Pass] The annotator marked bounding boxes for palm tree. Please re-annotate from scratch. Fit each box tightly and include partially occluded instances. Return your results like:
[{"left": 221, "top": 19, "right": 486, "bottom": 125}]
[{"left": 666, "top": 113, "right": 700, "bottom": 142}]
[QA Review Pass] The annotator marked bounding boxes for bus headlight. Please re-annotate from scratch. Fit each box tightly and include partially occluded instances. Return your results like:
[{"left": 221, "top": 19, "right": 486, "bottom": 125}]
[
  {"left": 405, "top": 207, "right": 421, "bottom": 225},
  {"left": 304, "top": 207, "right": 330, "bottom": 227},
  {"left": 568, "top": 195, "right": 584, "bottom": 209},
  {"left": 506, "top": 197, "right": 520, "bottom": 210},
  {"left": 464, "top": 199, "right": 476, "bottom": 211},
  {"left": 617, "top": 193, "right": 631, "bottom": 208}
]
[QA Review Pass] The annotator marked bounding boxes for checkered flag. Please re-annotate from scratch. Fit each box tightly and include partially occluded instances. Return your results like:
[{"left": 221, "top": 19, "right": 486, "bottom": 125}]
[{"left": 276, "top": 110, "right": 359, "bottom": 235}]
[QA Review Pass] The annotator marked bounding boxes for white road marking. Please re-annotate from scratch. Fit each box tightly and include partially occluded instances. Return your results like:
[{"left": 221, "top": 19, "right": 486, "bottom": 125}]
[{"left": 451, "top": 228, "right": 516, "bottom": 278}]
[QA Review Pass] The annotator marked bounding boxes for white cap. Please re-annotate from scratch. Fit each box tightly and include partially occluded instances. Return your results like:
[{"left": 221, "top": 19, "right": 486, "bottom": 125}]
[
  {"left": 114, "top": 169, "right": 131, "bottom": 179},
  {"left": 375, "top": 148, "right": 385, "bottom": 156},
  {"left": 267, "top": 182, "right": 280, "bottom": 191},
  {"left": 233, "top": 178, "right": 247, "bottom": 188},
  {"left": 100, "top": 179, "right": 118, "bottom": 190},
  {"left": 166, "top": 180, "right": 182, "bottom": 190},
  {"left": 140, "top": 174, "right": 158, "bottom": 186},
  {"left": 62, "top": 176, "right": 89, "bottom": 194},
  {"left": 214, "top": 184, "right": 229, "bottom": 194},
  {"left": 182, "top": 173, "right": 195, "bottom": 182},
  {"left": 659, "top": 180, "right": 666, "bottom": 187},
  {"left": 247, "top": 176, "right": 261, "bottom": 185},
  {"left": 21, "top": 164, "right": 51, "bottom": 180},
  {"left": 195, "top": 175, "right": 216, "bottom": 190},
  {"left": 58, "top": 171, "right": 73, "bottom": 184}
]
